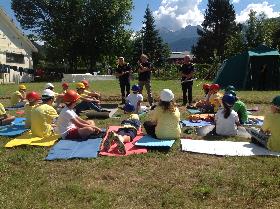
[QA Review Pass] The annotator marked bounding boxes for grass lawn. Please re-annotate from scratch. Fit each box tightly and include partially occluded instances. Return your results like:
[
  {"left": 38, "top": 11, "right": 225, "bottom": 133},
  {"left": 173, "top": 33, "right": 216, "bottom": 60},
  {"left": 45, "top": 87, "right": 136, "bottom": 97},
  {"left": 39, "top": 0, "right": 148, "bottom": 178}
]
[{"left": 0, "top": 80, "right": 280, "bottom": 209}]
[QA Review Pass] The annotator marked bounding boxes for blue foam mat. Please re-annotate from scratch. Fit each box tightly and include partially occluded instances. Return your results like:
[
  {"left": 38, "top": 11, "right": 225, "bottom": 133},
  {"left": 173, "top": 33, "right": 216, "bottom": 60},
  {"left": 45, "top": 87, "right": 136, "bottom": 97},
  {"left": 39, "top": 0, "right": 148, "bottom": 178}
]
[
  {"left": 135, "top": 135, "right": 175, "bottom": 148},
  {"left": 0, "top": 118, "right": 27, "bottom": 136},
  {"left": 180, "top": 120, "right": 213, "bottom": 127},
  {"left": 45, "top": 138, "right": 102, "bottom": 160}
]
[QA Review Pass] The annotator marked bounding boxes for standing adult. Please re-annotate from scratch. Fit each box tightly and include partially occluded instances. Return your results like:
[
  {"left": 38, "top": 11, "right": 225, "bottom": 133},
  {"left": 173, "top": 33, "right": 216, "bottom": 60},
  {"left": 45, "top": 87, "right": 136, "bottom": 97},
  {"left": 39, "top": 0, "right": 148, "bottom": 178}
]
[
  {"left": 116, "top": 57, "right": 132, "bottom": 104},
  {"left": 138, "top": 54, "right": 153, "bottom": 106},
  {"left": 180, "top": 55, "right": 195, "bottom": 107}
]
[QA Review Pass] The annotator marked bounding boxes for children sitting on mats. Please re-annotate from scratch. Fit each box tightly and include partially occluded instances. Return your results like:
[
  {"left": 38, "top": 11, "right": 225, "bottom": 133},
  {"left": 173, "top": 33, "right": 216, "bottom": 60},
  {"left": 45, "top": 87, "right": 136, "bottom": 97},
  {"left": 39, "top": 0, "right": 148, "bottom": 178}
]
[
  {"left": 81, "top": 80, "right": 101, "bottom": 100},
  {"left": 143, "top": 89, "right": 181, "bottom": 140},
  {"left": 226, "top": 90, "right": 248, "bottom": 124},
  {"left": 103, "top": 105, "right": 141, "bottom": 155},
  {"left": 57, "top": 90, "right": 101, "bottom": 140},
  {"left": 10, "top": 84, "right": 27, "bottom": 108},
  {"left": 249, "top": 96, "right": 280, "bottom": 152},
  {"left": 126, "top": 84, "right": 144, "bottom": 114},
  {"left": 31, "top": 89, "right": 58, "bottom": 137},
  {"left": 75, "top": 82, "right": 106, "bottom": 115},
  {"left": 215, "top": 94, "right": 240, "bottom": 136},
  {"left": 0, "top": 103, "right": 15, "bottom": 126},
  {"left": 25, "top": 91, "right": 40, "bottom": 129}
]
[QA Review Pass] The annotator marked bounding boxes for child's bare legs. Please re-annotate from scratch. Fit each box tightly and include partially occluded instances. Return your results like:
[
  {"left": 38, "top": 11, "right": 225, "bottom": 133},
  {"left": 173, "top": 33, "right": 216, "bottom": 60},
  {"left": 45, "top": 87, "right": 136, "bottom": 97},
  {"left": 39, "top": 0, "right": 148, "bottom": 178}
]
[
  {"left": 78, "top": 127, "right": 97, "bottom": 139},
  {"left": 87, "top": 120, "right": 95, "bottom": 126},
  {"left": 1, "top": 115, "right": 16, "bottom": 126}
]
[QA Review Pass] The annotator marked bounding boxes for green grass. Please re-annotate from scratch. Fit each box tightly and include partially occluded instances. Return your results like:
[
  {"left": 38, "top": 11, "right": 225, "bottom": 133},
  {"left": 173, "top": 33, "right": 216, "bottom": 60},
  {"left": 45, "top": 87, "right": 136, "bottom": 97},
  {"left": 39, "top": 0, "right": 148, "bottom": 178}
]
[{"left": 0, "top": 80, "right": 280, "bottom": 209}]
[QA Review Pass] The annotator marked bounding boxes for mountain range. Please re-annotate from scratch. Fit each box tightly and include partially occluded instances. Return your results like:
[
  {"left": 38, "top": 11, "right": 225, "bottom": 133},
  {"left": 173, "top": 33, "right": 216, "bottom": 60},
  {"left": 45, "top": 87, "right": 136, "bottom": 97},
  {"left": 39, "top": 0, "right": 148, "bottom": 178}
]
[{"left": 159, "top": 25, "right": 202, "bottom": 52}]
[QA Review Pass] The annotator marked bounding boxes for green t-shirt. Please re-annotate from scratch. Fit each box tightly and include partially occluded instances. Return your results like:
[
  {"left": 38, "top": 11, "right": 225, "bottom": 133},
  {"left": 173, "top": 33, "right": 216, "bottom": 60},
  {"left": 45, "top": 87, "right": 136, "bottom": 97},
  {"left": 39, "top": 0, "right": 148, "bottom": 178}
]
[{"left": 233, "top": 100, "right": 248, "bottom": 123}]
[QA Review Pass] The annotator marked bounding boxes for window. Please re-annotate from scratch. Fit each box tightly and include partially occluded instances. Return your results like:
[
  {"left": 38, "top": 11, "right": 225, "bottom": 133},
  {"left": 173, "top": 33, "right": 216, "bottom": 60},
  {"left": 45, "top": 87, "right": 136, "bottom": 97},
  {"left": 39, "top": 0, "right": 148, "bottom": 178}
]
[{"left": 6, "top": 53, "right": 25, "bottom": 64}]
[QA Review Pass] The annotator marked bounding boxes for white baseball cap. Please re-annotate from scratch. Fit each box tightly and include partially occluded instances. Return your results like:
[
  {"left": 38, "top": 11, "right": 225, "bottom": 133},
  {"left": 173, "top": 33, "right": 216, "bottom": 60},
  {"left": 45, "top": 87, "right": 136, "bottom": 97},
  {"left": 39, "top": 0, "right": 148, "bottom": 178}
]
[
  {"left": 42, "top": 89, "right": 55, "bottom": 98},
  {"left": 45, "top": 83, "right": 54, "bottom": 89},
  {"left": 160, "top": 89, "right": 174, "bottom": 102}
]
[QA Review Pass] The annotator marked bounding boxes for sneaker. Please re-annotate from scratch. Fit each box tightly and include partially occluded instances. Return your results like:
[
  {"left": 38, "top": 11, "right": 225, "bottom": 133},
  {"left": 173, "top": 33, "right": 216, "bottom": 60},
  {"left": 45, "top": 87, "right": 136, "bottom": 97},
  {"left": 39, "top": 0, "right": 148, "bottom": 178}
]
[
  {"left": 103, "top": 131, "right": 115, "bottom": 152},
  {"left": 114, "top": 135, "right": 126, "bottom": 155}
]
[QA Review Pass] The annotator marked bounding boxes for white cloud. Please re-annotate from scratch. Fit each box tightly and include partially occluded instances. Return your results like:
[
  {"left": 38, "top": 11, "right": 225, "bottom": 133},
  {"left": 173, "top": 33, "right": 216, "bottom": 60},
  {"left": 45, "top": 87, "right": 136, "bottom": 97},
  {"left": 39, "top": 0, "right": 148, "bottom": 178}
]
[
  {"left": 236, "top": 1, "right": 280, "bottom": 23},
  {"left": 153, "top": 0, "right": 204, "bottom": 31},
  {"left": 232, "top": 0, "right": 240, "bottom": 4}
]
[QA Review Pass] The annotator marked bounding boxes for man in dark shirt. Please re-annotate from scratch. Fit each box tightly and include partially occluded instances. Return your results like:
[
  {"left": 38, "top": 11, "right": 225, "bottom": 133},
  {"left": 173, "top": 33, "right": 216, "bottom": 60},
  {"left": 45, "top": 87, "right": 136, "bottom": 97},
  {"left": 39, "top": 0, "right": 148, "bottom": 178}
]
[
  {"left": 180, "top": 55, "right": 195, "bottom": 106},
  {"left": 116, "top": 57, "right": 132, "bottom": 104},
  {"left": 138, "top": 54, "right": 153, "bottom": 106}
]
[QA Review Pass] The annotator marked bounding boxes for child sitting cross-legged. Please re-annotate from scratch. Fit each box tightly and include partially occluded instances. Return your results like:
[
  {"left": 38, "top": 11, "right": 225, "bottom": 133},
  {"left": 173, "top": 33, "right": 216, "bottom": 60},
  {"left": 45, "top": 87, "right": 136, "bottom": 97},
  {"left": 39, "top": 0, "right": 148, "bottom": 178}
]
[
  {"left": 31, "top": 89, "right": 58, "bottom": 137},
  {"left": 0, "top": 103, "right": 15, "bottom": 126},
  {"left": 248, "top": 96, "right": 280, "bottom": 152},
  {"left": 25, "top": 91, "right": 41, "bottom": 129},
  {"left": 143, "top": 89, "right": 181, "bottom": 139},
  {"left": 102, "top": 103, "right": 141, "bottom": 155},
  {"left": 195, "top": 83, "right": 210, "bottom": 108},
  {"left": 57, "top": 90, "right": 101, "bottom": 140},
  {"left": 10, "top": 84, "right": 27, "bottom": 108},
  {"left": 215, "top": 94, "right": 240, "bottom": 136},
  {"left": 126, "top": 84, "right": 144, "bottom": 114}
]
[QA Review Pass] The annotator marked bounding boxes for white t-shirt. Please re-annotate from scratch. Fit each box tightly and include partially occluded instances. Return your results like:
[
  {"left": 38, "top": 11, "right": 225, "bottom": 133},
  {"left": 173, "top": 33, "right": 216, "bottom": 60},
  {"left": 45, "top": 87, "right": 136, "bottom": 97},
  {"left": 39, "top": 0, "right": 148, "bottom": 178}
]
[
  {"left": 215, "top": 109, "right": 239, "bottom": 136},
  {"left": 56, "top": 106, "right": 78, "bottom": 139},
  {"left": 126, "top": 93, "right": 143, "bottom": 111}
]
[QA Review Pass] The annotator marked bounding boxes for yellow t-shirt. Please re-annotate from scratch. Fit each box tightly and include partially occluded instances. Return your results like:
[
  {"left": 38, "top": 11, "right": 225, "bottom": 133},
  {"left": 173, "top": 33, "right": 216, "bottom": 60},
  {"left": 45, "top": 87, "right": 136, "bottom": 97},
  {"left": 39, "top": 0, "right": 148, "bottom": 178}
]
[
  {"left": 0, "top": 103, "right": 6, "bottom": 116},
  {"left": 31, "top": 104, "right": 58, "bottom": 137},
  {"left": 24, "top": 103, "right": 39, "bottom": 128},
  {"left": 84, "top": 90, "right": 91, "bottom": 95},
  {"left": 262, "top": 112, "right": 280, "bottom": 152},
  {"left": 10, "top": 91, "right": 22, "bottom": 106},
  {"left": 209, "top": 92, "right": 222, "bottom": 112},
  {"left": 150, "top": 106, "right": 181, "bottom": 139}
]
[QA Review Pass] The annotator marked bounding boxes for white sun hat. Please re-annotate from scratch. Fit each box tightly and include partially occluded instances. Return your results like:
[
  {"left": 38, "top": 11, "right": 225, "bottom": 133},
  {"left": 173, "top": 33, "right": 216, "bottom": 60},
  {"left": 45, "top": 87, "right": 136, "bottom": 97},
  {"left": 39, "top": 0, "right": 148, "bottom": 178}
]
[
  {"left": 45, "top": 83, "right": 54, "bottom": 89},
  {"left": 42, "top": 89, "right": 55, "bottom": 98},
  {"left": 160, "top": 89, "right": 174, "bottom": 102}
]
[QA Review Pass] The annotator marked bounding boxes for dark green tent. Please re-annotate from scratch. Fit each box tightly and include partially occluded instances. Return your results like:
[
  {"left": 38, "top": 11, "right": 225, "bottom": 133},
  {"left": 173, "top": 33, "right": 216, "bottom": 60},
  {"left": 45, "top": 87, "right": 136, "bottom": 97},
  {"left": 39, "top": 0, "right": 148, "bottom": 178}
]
[{"left": 214, "top": 45, "right": 280, "bottom": 90}]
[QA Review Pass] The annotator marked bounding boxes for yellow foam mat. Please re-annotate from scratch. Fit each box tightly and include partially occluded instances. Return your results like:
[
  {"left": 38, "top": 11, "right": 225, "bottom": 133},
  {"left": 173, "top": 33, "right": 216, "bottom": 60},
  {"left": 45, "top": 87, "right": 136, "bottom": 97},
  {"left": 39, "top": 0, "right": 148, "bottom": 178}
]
[{"left": 5, "top": 131, "right": 59, "bottom": 148}]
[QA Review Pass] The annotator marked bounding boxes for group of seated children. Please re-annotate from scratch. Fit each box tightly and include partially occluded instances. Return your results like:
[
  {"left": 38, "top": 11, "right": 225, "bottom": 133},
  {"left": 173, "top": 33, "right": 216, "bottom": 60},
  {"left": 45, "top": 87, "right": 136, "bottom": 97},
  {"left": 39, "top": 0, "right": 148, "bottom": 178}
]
[
  {"left": 195, "top": 83, "right": 280, "bottom": 152},
  {"left": 2, "top": 80, "right": 280, "bottom": 153},
  {"left": 103, "top": 88, "right": 181, "bottom": 154}
]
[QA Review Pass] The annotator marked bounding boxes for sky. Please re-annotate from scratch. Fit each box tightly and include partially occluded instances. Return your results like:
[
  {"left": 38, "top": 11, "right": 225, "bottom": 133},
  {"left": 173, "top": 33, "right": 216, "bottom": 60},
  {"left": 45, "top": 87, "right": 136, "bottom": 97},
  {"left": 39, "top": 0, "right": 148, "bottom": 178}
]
[{"left": 0, "top": 0, "right": 280, "bottom": 32}]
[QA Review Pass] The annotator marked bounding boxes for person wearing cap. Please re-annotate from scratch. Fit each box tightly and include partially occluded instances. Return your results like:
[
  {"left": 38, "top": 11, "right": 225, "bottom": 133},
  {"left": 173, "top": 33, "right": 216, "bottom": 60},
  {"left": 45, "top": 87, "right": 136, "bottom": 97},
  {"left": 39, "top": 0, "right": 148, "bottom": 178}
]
[
  {"left": 125, "top": 84, "right": 143, "bottom": 113},
  {"left": 215, "top": 94, "right": 240, "bottom": 136},
  {"left": 195, "top": 83, "right": 211, "bottom": 108},
  {"left": 103, "top": 112, "right": 141, "bottom": 155},
  {"left": 57, "top": 90, "right": 101, "bottom": 140},
  {"left": 61, "top": 82, "right": 69, "bottom": 94},
  {"left": 81, "top": 80, "right": 101, "bottom": 101},
  {"left": 138, "top": 54, "right": 153, "bottom": 106},
  {"left": 249, "top": 96, "right": 280, "bottom": 151},
  {"left": 24, "top": 91, "right": 41, "bottom": 128},
  {"left": 226, "top": 90, "right": 248, "bottom": 124},
  {"left": 180, "top": 55, "right": 195, "bottom": 107},
  {"left": 75, "top": 82, "right": 105, "bottom": 115},
  {"left": 207, "top": 84, "right": 222, "bottom": 113},
  {"left": 0, "top": 102, "right": 15, "bottom": 126},
  {"left": 10, "top": 84, "right": 27, "bottom": 107},
  {"left": 115, "top": 57, "right": 132, "bottom": 104},
  {"left": 143, "top": 89, "right": 181, "bottom": 139},
  {"left": 31, "top": 89, "right": 58, "bottom": 137}
]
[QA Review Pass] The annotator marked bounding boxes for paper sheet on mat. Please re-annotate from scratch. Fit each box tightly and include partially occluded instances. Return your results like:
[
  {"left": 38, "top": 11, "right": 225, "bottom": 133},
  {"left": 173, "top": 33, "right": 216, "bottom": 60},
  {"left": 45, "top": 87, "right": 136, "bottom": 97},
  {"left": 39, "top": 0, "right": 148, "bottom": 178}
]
[{"left": 181, "top": 139, "right": 280, "bottom": 156}]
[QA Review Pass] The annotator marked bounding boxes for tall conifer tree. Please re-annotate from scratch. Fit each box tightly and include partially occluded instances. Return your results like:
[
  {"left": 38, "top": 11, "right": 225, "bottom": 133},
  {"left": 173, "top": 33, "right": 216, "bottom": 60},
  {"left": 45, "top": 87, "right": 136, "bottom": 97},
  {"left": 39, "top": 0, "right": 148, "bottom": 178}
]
[{"left": 192, "top": 0, "right": 237, "bottom": 63}]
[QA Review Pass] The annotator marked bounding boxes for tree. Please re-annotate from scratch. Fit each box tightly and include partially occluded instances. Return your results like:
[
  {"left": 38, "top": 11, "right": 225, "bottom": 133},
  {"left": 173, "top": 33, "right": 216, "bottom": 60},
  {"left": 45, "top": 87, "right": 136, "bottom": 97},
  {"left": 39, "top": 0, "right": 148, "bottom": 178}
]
[
  {"left": 132, "top": 5, "right": 170, "bottom": 67},
  {"left": 11, "top": 0, "right": 133, "bottom": 72},
  {"left": 224, "top": 24, "right": 246, "bottom": 58},
  {"left": 192, "top": 0, "right": 238, "bottom": 63}
]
